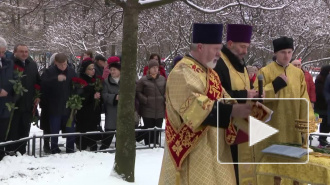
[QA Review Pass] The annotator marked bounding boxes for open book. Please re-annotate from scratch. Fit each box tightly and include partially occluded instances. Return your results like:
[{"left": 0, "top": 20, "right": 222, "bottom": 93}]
[{"left": 225, "top": 101, "right": 273, "bottom": 145}]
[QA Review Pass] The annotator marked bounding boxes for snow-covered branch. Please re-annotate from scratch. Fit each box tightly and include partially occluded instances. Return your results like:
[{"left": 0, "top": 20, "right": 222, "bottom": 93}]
[
  {"left": 139, "top": 0, "right": 178, "bottom": 10},
  {"left": 182, "top": 0, "right": 287, "bottom": 14},
  {"left": 0, "top": 2, "right": 28, "bottom": 9}
]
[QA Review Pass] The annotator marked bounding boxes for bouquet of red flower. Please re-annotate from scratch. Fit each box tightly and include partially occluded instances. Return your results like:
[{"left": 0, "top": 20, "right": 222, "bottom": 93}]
[
  {"left": 5, "top": 64, "right": 28, "bottom": 139},
  {"left": 92, "top": 75, "right": 104, "bottom": 110},
  {"left": 72, "top": 77, "right": 88, "bottom": 89},
  {"left": 31, "top": 84, "right": 41, "bottom": 126},
  {"left": 66, "top": 77, "right": 87, "bottom": 127}
]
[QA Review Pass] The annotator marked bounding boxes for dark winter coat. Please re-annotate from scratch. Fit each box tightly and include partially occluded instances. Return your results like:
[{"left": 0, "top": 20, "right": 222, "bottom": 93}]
[
  {"left": 94, "top": 64, "right": 104, "bottom": 77},
  {"left": 324, "top": 75, "right": 330, "bottom": 125},
  {"left": 315, "top": 74, "right": 327, "bottom": 115},
  {"left": 41, "top": 65, "right": 77, "bottom": 116},
  {"left": 76, "top": 73, "right": 101, "bottom": 132},
  {"left": 13, "top": 57, "right": 41, "bottom": 113},
  {"left": 136, "top": 74, "right": 166, "bottom": 119},
  {"left": 0, "top": 57, "right": 14, "bottom": 118},
  {"left": 102, "top": 76, "right": 120, "bottom": 130}
]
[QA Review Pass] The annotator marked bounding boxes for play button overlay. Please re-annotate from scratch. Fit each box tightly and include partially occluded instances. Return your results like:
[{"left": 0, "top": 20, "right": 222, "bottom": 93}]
[{"left": 249, "top": 116, "right": 279, "bottom": 147}]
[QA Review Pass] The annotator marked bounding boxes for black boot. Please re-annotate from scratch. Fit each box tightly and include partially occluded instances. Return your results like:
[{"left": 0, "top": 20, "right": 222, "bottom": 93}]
[{"left": 43, "top": 138, "right": 51, "bottom": 153}]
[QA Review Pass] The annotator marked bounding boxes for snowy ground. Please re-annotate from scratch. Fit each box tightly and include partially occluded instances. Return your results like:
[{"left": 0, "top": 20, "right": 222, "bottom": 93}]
[
  {"left": 0, "top": 149, "right": 164, "bottom": 185},
  {"left": 0, "top": 114, "right": 166, "bottom": 185}
]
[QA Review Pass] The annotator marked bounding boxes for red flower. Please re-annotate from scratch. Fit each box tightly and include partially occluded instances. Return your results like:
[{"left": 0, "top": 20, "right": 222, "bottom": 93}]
[
  {"left": 72, "top": 77, "right": 88, "bottom": 88},
  {"left": 96, "top": 75, "right": 104, "bottom": 81},
  {"left": 79, "top": 79, "right": 88, "bottom": 87},
  {"left": 91, "top": 78, "right": 96, "bottom": 83},
  {"left": 72, "top": 77, "right": 79, "bottom": 83},
  {"left": 34, "top": 84, "right": 41, "bottom": 90},
  {"left": 14, "top": 65, "right": 24, "bottom": 72}
]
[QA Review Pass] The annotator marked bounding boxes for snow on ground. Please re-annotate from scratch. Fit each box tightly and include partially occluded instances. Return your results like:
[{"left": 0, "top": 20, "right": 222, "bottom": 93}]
[
  {"left": 0, "top": 114, "right": 165, "bottom": 185},
  {"left": 0, "top": 149, "right": 164, "bottom": 185}
]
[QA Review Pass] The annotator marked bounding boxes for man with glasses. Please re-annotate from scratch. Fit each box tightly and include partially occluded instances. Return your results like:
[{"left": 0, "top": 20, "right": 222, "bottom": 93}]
[{"left": 6, "top": 44, "right": 40, "bottom": 155}]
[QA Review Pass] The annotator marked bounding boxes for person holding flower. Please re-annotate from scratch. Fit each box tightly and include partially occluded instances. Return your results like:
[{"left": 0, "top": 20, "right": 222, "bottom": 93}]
[
  {"left": 100, "top": 62, "right": 121, "bottom": 150},
  {"left": 6, "top": 44, "right": 41, "bottom": 155},
  {"left": 0, "top": 50, "right": 14, "bottom": 160},
  {"left": 75, "top": 58, "right": 102, "bottom": 151},
  {"left": 41, "top": 53, "right": 77, "bottom": 154}
]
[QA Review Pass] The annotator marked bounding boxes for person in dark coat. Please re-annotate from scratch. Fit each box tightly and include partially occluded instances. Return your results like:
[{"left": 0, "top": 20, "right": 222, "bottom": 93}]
[
  {"left": 94, "top": 54, "right": 106, "bottom": 77},
  {"left": 0, "top": 55, "right": 14, "bottom": 160},
  {"left": 316, "top": 65, "right": 330, "bottom": 147},
  {"left": 75, "top": 58, "right": 101, "bottom": 151},
  {"left": 100, "top": 62, "right": 121, "bottom": 149},
  {"left": 136, "top": 59, "right": 166, "bottom": 145},
  {"left": 40, "top": 53, "right": 76, "bottom": 153},
  {"left": 41, "top": 53, "right": 77, "bottom": 154},
  {"left": 6, "top": 44, "right": 41, "bottom": 155}
]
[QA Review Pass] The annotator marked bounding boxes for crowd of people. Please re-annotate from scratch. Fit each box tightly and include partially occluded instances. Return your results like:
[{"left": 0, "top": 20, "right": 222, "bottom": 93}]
[
  {"left": 0, "top": 37, "right": 169, "bottom": 159},
  {"left": 1, "top": 21, "right": 330, "bottom": 184}
]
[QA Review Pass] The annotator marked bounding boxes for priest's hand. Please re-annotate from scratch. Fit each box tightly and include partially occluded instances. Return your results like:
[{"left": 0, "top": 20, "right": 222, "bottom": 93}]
[
  {"left": 255, "top": 90, "right": 265, "bottom": 98},
  {"left": 279, "top": 73, "right": 288, "bottom": 83},
  {"left": 231, "top": 103, "right": 252, "bottom": 118},
  {"left": 247, "top": 89, "right": 258, "bottom": 98}
]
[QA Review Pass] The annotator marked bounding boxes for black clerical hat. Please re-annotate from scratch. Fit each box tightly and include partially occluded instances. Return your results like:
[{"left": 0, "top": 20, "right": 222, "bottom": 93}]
[
  {"left": 192, "top": 23, "right": 223, "bottom": 44},
  {"left": 273, "top": 36, "right": 294, "bottom": 52}
]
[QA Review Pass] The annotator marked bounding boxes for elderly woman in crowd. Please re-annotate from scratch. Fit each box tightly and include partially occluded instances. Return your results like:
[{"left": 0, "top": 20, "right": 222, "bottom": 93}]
[{"left": 100, "top": 62, "right": 121, "bottom": 150}]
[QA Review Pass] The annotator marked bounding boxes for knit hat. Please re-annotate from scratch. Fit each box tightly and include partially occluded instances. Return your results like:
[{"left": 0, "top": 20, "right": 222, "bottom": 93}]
[
  {"left": 95, "top": 54, "right": 106, "bottom": 61},
  {"left": 273, "top": 36, "right": 294, "bottom": 53},
  {"left": 148, "top": 59, "right": 159, "bottom": 68},
  {"left": 80, "top": 58, "right": 94, "bottom": 74},
  {"left": 107, "top": 56, "right": 120, "bottom": 64},
  {"left": 192, "top": 23, "right": 223, "bottom": 44},
  {"left": 109, "top": 62, "right": 121, "bottom": 71},
  {"left": 226, "top": 24, "right": 253, "bottom": 43}
]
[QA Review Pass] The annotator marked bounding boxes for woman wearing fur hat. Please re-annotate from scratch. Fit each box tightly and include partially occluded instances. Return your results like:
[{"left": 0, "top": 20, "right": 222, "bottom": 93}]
[
  {"left": 100, "top": 62, "right": 121, "bottom": 149},
  {"left": 136, "top": 59, "right": 166, "bottom": 145},
  {"left": 75, "top": 58, "right": 102, "bottom": 151},
  {"left": 102, "top": 56, "right": 120, "bottom": 79}
]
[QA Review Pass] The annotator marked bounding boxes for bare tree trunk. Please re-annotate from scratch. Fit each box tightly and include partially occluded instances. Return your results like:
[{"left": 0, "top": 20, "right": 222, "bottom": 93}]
[{"left": 113, "top": 1, "right": 138, "bottom": 182}]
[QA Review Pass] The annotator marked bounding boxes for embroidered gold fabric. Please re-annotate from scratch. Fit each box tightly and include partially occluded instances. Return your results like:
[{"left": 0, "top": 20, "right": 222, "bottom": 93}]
[
  {"left": 257, "top": 154, "right": 330, "bottom": 185},
  {"left": 159, "top": 56, "right": 236, "bottom": 185}
]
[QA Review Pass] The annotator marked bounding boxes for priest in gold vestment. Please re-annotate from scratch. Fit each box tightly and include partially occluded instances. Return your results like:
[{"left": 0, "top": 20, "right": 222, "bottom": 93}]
[
  {"left": 158, "top": 23, "right": 253, "bottom": 185},
  {"left": 253, "top": 36, "right": 314, "bottom": 184},
  {"left": 214, "top": 24, "right": 257, "bottom": 185}
]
